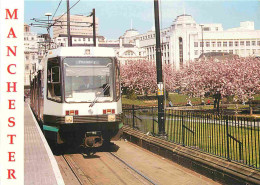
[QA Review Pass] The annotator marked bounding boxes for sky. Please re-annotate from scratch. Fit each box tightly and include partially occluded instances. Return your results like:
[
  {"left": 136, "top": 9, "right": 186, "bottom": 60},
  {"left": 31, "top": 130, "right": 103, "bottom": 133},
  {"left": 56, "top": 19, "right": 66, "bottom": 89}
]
[{"left": 25, "top": 0, "right": 260, "bottom": 39}]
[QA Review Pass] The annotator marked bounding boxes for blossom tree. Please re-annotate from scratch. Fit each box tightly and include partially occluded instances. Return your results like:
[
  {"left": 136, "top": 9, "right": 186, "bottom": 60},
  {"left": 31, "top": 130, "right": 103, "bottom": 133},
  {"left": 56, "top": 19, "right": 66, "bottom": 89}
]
[
  {"left": 121, "top": 60, "right": 157, "bottom": 95},
  {"left": 120, "top": 60, "right": 176, "bottom": 95},
  {"left": 178, "top": 57, "right": 260, "bottom": 102}
]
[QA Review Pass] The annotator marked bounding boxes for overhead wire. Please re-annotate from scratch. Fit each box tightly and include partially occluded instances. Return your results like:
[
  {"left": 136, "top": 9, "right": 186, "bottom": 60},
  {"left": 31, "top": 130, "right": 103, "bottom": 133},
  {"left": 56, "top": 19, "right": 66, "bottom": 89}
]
[
  {"left": 52, "top": 0, "right": 63, "bottom": 19},
  {"left": 51, "top": 0, "right": 81, "bottom": 27}
]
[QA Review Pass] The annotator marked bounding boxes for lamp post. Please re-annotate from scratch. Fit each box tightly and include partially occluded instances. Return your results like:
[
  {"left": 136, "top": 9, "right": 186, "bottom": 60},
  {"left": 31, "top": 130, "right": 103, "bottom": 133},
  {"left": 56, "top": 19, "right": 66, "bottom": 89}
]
[
  {"left": 200, "top": 24, "right": 204, "bottom": 56},
  {"left": 45, "top": 13, "right": 52, "bottom": 49},
  {"left": 154, "top": 0, "right": 165, "bottom": 136}
]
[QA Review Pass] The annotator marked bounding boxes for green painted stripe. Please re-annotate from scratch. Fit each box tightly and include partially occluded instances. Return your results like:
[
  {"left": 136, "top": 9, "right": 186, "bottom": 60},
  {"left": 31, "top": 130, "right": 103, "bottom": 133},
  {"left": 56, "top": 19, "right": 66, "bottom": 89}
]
[
  {"left": 43, "top": 125, "right": 59, "bottom": 132},
  {"left": 118, "top": 122, "right": 124, "bottom": 129}
]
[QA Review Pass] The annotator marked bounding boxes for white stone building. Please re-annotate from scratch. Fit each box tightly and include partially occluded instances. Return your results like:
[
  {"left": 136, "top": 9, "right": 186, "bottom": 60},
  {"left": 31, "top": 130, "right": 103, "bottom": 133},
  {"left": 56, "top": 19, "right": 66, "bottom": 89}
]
[
  {"left": 24, "top": 24, "right": 39, "bottom": 88},
  {"left": 54, "top": 34, "right": 105, "bottom": 47},
  {"left": 136, "top": 14, "right": 260, "bottom": 69}
]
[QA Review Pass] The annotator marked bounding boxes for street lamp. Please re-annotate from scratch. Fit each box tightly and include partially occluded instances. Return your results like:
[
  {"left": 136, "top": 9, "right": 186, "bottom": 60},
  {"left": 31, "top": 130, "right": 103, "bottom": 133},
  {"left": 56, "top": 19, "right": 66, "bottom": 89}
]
[
  {"left": 200, "top": 24, "right": 204, "bottom": 56},
  {"left": 45, "top": 13, "right": 52, "bottom": 49}
]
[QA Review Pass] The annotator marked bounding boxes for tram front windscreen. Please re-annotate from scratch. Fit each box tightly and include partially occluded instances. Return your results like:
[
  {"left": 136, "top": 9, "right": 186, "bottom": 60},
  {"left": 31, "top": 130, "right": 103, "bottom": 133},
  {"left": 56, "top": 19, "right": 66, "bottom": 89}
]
[{"left": 63, "top": 57, "right": 114, "bottom": 103}]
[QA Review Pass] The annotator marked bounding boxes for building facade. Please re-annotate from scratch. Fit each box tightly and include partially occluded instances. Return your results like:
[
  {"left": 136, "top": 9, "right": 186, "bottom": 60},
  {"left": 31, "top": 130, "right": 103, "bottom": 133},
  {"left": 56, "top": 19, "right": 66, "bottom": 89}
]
[
  {"left": 24, "top": 24, "right": 39, "bottom": 87},
  {"left": 136, "top": 14, "right": 260, "bottom": 69},
  {"left": 53, "top": 14, "right": 99, "bottom": 38}
]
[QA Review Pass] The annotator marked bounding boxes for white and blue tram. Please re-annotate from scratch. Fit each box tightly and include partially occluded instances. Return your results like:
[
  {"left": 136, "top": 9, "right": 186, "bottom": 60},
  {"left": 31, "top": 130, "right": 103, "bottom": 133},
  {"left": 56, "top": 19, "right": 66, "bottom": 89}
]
[{"left": 30, "top": 47, "right": 123, "bottom": 147}]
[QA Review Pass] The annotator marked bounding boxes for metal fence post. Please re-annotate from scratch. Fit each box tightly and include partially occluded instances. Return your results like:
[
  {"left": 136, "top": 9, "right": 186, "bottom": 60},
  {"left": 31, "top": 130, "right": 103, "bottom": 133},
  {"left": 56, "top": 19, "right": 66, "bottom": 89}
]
[
  {"left": 152, "top": 107, "right": 155, "bottom": 134},
  {"left": 182, "top": 111, "right": 185, "bottom": 146},
  {"left": 226, "top": 116, "right": 230, "bottom": 161},
  {"left": 132, "top": 105, "right": 135, "bottom": 128}
]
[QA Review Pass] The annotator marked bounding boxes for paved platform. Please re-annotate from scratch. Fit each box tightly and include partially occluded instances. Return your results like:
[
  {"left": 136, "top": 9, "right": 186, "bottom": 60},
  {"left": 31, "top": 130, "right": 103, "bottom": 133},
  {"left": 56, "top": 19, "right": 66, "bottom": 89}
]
[{"left": 24, "top": 103, "right": 64, "bottom": 185}]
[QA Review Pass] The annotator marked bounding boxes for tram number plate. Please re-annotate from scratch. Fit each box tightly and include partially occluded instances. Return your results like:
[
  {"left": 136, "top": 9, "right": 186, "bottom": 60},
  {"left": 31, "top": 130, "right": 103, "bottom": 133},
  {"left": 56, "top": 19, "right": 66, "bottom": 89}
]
[
  {"left": 108, "top": 114, "right": 116, "bottom": 122},
  {"left": 65, "top": 116, "right": 73, "bottom": 123}
]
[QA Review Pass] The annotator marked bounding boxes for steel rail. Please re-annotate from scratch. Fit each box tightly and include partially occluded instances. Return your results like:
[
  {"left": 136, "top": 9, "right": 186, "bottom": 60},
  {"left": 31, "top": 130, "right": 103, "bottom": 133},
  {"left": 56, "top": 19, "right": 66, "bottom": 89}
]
[
  {"left": 109, "top": 152, "right": 158, "bottom": 185},
  {"left": 62, "top": 155, "right": 85, "bottom": 185}
]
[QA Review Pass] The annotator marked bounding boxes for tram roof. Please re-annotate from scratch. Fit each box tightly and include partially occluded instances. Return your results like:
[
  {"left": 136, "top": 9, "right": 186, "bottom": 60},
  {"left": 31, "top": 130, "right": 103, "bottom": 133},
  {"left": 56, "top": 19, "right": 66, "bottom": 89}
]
[{"left": 46, "top": 47, "right": 116, "bottom": 58}]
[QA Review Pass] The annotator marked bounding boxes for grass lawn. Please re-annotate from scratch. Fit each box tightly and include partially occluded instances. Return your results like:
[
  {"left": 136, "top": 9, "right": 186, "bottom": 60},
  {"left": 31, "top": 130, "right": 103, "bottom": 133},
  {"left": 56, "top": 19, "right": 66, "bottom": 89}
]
[
  {"left": 123, "top": 93, "right": 260, "bottom": 111},
  {"left": 254, "top": 94, "right": 260, "bottom": 100}
]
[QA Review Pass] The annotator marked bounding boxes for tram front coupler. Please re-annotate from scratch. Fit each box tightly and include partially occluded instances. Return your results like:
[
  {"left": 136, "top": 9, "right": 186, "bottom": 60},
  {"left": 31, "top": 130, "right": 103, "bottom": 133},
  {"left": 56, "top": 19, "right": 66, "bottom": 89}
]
[{"left": 83, "top": 131, "right": 103, "bottom": 148}]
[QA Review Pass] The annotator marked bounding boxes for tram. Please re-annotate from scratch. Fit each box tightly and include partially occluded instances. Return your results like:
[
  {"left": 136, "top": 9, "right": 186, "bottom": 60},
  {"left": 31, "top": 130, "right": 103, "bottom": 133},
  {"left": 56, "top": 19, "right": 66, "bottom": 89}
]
[{"left": 30, "top": 47, "right": 123, "bottom": 147}]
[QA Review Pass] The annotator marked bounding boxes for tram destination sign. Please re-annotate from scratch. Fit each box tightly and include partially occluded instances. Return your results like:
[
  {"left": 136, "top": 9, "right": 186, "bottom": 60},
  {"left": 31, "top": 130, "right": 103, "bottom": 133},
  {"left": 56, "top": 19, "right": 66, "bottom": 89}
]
[{"left": 64, "top": 57, "right": 112, "bottom": 66}]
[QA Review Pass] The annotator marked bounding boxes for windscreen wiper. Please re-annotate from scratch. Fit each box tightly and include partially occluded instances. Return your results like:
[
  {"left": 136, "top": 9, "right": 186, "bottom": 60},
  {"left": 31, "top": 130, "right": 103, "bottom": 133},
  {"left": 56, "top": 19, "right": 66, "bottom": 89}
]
[{"left": 89, "top": 84, "right": 110, "bottom": 108}]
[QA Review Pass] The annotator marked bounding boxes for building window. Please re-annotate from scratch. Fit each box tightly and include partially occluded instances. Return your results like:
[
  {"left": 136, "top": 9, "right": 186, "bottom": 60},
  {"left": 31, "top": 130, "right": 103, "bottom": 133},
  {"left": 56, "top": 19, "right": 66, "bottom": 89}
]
[
  {"left": 212, "top": 42, "right": 216, "bottom": 47},
  {"left": 195, "top": 50, "right": 198, "bottom": 55},
  {"left": 25, "top": 64, "right": 29, "bottom": 71},
  {"left": 235, "top": 41, "right": 238, "bottom": 46},
  {"left": 200, "top": 42, "right": 204, "bottom": 47},
  {"left": 206, "top": 42, "right": 210, "bottom": 47},
  {"left": 217, "top": 42, "right": 221, "bottom": 47},
  {"left": 246, "top": 41, "right": 250, "bottom": 46},
  {"left": 257, "top": 41, "right": 260, "bottom": 46},
  {"left": 83, "top": 38, "right": 85, "bottom": 41},
  {"left": 223, "top": 42, "right": 227, "bottom": 47},
  {"left": 229, "top": 50, "right": 233, "bottom": 54},
  {"left": 252, "top": 41, "right": 256, "bottom": 46},
  {"left": 179, "top": 37, "right": 183, "bottom": 68},
  {"left": 229, "top": 41, "right": 233, "bottom": 47},
  {"left": 203, "top": 27, "right": 210, "bottom": 31},
  {"left": 88, "top": 38, "right": 90, "bottom": 41},
  {"left": 32, "top": 64, "right": 36, "bottom": 72}
]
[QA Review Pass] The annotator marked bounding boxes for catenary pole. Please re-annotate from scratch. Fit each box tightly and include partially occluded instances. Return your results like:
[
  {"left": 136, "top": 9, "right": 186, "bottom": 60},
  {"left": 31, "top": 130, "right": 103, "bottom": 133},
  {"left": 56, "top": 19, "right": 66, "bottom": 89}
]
[
  {"left": 67, "top": 0, "right": 72, "bottom": 46},
  {"left": 154, "top": 0, "right": 165, "bottom": 135},
  {"left": 93, "top": 8, "right": 96, "bottom": 47}
]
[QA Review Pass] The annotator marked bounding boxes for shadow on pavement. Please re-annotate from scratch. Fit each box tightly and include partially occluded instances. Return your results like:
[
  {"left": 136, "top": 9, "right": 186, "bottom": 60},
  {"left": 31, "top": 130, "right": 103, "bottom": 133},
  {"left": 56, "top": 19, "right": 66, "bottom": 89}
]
[{"left": 48, "top": 139, "right": 120, "bottom": 157}]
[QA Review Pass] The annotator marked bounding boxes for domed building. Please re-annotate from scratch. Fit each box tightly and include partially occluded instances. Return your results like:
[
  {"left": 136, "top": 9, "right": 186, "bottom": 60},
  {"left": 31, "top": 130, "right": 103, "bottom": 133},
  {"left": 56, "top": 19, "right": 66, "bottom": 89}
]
[
  {"left": 117, "top": 29, "right": 146, "bottom": 65},
  {"left": 171, "top": 14, "right": 197, "bottom": 30}
]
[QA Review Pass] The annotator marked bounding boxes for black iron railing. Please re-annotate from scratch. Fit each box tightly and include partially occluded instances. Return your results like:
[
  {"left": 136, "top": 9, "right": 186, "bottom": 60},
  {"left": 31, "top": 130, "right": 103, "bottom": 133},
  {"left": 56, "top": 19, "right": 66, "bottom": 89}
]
[{"left": 123, "top": 105, "right": 260, "bottom": 169}]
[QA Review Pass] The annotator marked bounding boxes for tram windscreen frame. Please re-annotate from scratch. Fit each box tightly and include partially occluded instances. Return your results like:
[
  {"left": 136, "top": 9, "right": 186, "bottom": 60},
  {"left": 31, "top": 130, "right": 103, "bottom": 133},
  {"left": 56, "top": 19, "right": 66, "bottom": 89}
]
[{"left": 63, "top": 57, "right": 117, "bottom": 103}]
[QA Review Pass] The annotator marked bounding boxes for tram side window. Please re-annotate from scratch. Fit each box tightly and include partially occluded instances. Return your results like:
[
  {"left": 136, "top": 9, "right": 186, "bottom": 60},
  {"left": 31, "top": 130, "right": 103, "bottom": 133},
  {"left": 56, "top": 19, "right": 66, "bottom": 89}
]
[
  {"left": 47, "top": 59, "right": 61, "bottom": 102},
  {"left": 115, "top": 61, "right": 121, "bottom": 100}
]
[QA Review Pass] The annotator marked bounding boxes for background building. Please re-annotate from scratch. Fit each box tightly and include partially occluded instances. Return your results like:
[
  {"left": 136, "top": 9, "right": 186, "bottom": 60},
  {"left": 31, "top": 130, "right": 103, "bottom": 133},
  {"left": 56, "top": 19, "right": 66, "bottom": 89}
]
[
  {"left": 24, "top": 24, "right": 39, "bottom": 88},
  {"left": 135, "top": 14, "right": 260, "bottom": 69},
  {"left": 53, "top": 14, "right": 99, "bottom": 38}
]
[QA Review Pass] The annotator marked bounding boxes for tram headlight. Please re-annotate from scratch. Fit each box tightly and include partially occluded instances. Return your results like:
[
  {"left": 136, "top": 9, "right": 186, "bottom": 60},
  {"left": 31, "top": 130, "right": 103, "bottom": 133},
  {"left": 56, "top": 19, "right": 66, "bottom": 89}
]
[
  {"left": 108, "top": 114, "right": 116, "bottom": 122},
  {"left": 65, "top": 116, "right": 73, "bottom": 123}
]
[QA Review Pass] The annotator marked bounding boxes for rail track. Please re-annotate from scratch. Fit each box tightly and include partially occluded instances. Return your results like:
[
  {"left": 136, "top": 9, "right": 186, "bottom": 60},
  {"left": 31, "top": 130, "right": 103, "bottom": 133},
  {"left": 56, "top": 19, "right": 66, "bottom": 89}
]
[
  {"left": 61, "top": 154, "right": 93, "bottom": 185},
  {"left": 58, "top": 149, "right": 157, "bottom": 185}
]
